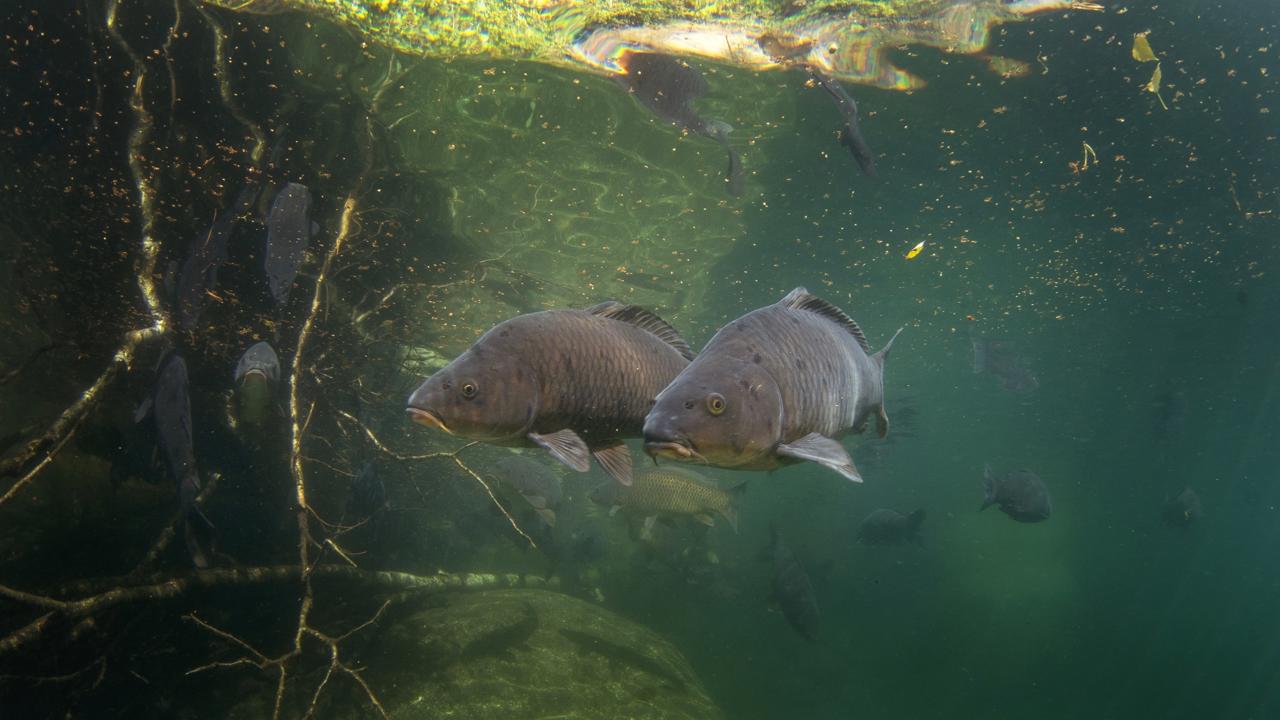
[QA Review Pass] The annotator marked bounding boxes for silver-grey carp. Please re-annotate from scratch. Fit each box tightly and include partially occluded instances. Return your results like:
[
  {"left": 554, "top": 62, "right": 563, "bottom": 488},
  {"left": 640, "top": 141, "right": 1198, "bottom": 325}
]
[
  {"left": 769, "top": 525, "right": 819, "bottom": 641},
  {"left": 265, "top": 182, "right": 316, "bottom": 307},
  {"left": 406, "top": 302, "right": 695, "bottom": 486},
  {"left": 233, "top": 341, "right": 280, "bottom": 429},
  {"left": 981, "top": 463, "right": 1051, "bottom": 522},
  {"left": 856, "top": 508, "right": 925, "bottom": 545},
  {"left": 643, "top": 287, "right": 900, "bottom": 483}
]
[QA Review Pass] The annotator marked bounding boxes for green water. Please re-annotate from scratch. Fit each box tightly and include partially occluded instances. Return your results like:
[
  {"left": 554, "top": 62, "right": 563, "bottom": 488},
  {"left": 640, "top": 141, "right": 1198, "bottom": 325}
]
[{"left": 1, "top": 0, "right": 1277, "bottom": 718}]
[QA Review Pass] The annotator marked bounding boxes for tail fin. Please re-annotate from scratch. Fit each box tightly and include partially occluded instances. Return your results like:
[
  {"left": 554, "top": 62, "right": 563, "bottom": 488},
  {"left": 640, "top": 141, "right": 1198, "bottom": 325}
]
[
  {"left": 873, "top": 328, "right": 903, "bottom": 438},
  {"left": 721, "top": 481, "right": 748, "bottom": 534},
  {"left": 183, "top": 505, "right": 217, "bottom": 568},
  {"left": 907, "top": 508, "right": 926, "bottom": 532},
  {"left": 980, "top": 463, "right": 997, "bottom": 511}
]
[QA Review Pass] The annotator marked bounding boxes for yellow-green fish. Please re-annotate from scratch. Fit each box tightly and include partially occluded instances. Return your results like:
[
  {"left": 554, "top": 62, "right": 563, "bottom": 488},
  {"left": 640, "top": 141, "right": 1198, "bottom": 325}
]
[{"left": 589, "top": 466, "right": 744, "bottom": 532}]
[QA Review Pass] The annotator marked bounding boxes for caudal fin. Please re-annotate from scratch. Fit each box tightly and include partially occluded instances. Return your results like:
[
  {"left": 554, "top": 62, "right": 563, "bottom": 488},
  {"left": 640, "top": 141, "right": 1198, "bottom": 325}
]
[
  {"left": 907, "top": 508, "right": 926, "bottom": 531},
  {"left": 872, "top": 328, "right": 904, "bottom": 438},
  {"left": 721, "top": 480, "right": 748, "bottom": 533},
  {"left": 980, "top": 463, "right": 997, "bottom": 511}
]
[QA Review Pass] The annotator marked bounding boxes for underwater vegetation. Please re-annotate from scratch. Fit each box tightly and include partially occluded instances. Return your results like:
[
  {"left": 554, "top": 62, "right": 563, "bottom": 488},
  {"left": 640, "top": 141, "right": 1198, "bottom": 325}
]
[{"left": 1, "top": 0, "right": 1278, "bottom": 719}]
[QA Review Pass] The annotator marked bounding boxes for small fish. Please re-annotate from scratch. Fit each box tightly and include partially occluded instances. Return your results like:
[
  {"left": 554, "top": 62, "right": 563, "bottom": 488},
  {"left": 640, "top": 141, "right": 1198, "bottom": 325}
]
[
  {"left": 618, "top": 52, "right": 743, "bottom": 196},
  {"left": 407, "top": 302, "right": 694, "bottom": 487},
  {"left": 153, "top": 352, "right": 216, "bottom": 566},
  {"left": 856, "top": 508, "right": 926, "bottom": 545},
  {"left": 589, "top": 466, "right": 744, "bottom": 532},
  {"left": 175, "top": 185, "right": 257, "bottom": 330},
  {"left": 972, "top": 335, "right": 1039, "bottom": 394},
  {"left": 769, "top": 525, "right": 819, "bottom": 641},
  {"left": 981, "top": 463, "right": 1051, "bottom": 523},
  {"left": 644, "top": 287, "right": 901, "bottom": 483},
  {"left": 1152, "top": 389, "right": 1188, "bottom": 439},
  {"left": 1161, "top": 487, "right": 1201, "bottom": 528},
  {"left": 493, "top": 456, "right": 563, "bottom": 527},
  {"left": 233, "top": 341, "right": 280, "bottom": 429},
  {"left": 265, "top": 182, "right": 316, "bottom": 307},
  {"left": 905, "top": 240, "right": 926, "bottom": 260},
  {"left": 810, "top": 72, "right": 877, "bottom": 178}
]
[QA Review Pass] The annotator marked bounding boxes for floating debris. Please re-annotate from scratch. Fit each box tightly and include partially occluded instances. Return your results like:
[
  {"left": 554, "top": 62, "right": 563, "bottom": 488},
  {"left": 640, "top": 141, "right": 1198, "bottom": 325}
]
[{"left": 1131, "top": 32, "right": 1169, "bottom": 110}]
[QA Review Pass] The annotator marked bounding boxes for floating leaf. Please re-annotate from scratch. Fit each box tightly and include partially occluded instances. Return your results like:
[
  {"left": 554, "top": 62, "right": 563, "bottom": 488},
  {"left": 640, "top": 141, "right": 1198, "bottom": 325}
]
[
  {"left": 1132, "top": 33, "right": 1158, "bottom": 63},
  {"left": 1145, "top": 63, "right": 1163, "bottom": 93},
  {"left": 905, "top": 240, "right": 926, "bottom": 260},
  {"left": 1145, "top": 63, "right": 1169, "bottom": 110}
]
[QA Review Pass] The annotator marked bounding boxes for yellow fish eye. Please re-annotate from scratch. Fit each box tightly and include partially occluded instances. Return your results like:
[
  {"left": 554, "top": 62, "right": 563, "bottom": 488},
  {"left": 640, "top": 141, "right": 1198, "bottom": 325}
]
[
  {"left": 706, "top": 393, "right": 726, "bottom": 415},
  {"left": 461, "top": 382, "right": 478, "bottom": 399}
]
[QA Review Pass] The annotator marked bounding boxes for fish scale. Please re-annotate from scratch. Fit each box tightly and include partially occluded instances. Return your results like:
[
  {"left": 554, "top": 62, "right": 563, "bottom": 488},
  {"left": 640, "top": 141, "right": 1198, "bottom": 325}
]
[
  {"left": 716, "top": 306, "right": 865, "bottom": 440},
  {"left": 617, "top": 470, "right": 732, "bottom": 516},
  {"left": 531, "top": 312, "right": 683, "bottom": 441},
  {"left": 643, "top": 287, "right": 899, "bottom": 482},
  {"left": 408, "top": 303, "right": 692, "bottom": 486}
]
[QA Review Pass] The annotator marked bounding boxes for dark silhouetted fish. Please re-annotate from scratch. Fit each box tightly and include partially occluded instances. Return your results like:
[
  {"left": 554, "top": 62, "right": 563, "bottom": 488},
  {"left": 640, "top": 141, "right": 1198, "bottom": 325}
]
[
  {"left": 152, "top": 352, "right": 216, "bottom": 566},
  {"left": 644, "top": 287, "right": 901, "bottom": 483},
  {"left": 233, "top": 341, "right": 280, "bottom": 429},
  {"left": 493, "top": 455, "right": 563, "bottom": 527},
  {"left": 769, "top": 525, "right": 819, "bottom": 641},
  {"left": 810, "top": 73, "right": 877, "bottom": 178},
  {"left": 981, "top": 463, "right": 1051, "bottom": 523},
  {"left": 972, "top": 335, "right": 1039, "bottom": 394},
  {"left": 856, "top": 508, "right": 925, "bottom": 545},
  {"left": 175, "top": 185, "right": 257, "bottom": 330},
  {"left": 1161, "top": 486, "right": 1201, "bottom": 528},
  {"left": 618, "top": 52, "right": 744, "bottom": 196},
  {"left": 1152, "top": 389, "right": 1188, "bottom": 439},
  {"left": 346, "top": 461, "right": 388, "bottom": 522},
  {"left": 589, "top": 466, "right": 744, "bottom": 532},
  {"left": 265, "top": 182, "right": 317, "bottom": 307},
  {"left": 406, "top": 302, "right": 694, "bottom": 487}
]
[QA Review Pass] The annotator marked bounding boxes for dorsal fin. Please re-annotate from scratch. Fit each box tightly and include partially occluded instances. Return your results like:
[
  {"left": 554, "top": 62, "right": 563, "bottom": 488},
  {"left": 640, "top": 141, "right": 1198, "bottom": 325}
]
[
  {"left": 587, "top": 301, "right": 696, "bottom": 360},
  {"left": 776, "top": 287, "right": 871, "bottom": 353}
]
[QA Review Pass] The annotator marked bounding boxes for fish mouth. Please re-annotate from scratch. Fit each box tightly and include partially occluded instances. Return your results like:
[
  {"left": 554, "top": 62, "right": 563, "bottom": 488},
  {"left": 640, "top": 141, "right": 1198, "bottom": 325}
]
[
  {"left": 406, "top": 407, "right": 450, "bottom": 434},
  {"left": 644, "top": 438, "right": 703, "bottom": 463}
]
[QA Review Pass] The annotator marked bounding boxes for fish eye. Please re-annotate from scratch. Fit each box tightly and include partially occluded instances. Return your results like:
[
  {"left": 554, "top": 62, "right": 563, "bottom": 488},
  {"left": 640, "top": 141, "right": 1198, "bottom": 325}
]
[
  {"left": 461, "top": 382, "right": 478, "bottom": 399},
  {"left": 706, "top": 393, "right": 726, "bottom": 416}
]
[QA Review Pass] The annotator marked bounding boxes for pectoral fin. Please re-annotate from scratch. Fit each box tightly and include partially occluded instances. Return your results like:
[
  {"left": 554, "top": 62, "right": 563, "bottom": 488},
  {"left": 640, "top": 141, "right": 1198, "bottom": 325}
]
[
  {"left": 592, "top": 442, "right": 634, "bottom": 486},
  {"left": 693, "top": 512, "right": 715, "bottom": 527},
  {"left": 641, "top": 515, "right": 658, "bottom": 541},
  {"left": 528, "top": 429, "right": 591, "bottom": 472},
  {"left": 875, "top": 405, "right": 889, "bottom": 439},
  {"left": 777, "top": 433, "right": 862, "bottom": 483},
  {"left": 534, "top": 507, "right": 557, "bottom": 528}
]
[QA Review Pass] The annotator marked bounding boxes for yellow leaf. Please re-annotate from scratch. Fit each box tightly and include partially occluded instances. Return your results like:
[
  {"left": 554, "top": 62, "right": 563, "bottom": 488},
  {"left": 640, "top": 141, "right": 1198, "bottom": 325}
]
[
  {"left": 1132, "top": 33, "right": 1158, "bottom": 63},
  {"left": 1145, "top": 63, "right": 1163, "bottom": 93},
  {"left": 905, "top": 241, "right": 926, "bottom": 260}
]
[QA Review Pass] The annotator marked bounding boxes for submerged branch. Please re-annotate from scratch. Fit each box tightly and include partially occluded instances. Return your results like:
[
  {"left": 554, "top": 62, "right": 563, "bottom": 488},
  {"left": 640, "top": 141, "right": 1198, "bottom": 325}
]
[{"left": 0, "top": 566, "right": 557, "bottom": 654}]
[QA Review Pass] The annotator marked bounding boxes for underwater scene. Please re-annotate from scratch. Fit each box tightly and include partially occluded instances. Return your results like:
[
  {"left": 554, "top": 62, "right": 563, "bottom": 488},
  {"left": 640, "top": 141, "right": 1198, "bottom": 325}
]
[{"left": 1, "top": 0, "right": 1278, "bottom": 717}]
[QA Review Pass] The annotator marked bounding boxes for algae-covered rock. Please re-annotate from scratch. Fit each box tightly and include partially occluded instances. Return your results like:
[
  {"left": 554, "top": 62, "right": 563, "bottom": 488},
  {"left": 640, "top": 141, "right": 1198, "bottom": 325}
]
[{"left": 370, "top": 589, "right": 722, "bottom": 719}]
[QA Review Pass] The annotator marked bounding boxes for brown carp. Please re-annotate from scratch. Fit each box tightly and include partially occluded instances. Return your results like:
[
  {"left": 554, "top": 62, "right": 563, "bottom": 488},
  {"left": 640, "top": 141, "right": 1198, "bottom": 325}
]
[
  {"left": 643, "top": 287, "right": 900, "bottom": 483},
  {"left": 589, "top": 466, "right": 744, "bottom": 532},
  {"left": 406, "top": 302, "right": 694, "bottom": 486}
]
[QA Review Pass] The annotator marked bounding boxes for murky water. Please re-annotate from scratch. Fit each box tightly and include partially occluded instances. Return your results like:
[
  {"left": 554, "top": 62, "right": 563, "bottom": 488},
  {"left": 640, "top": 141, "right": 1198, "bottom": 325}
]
[{"left": 2, "top": 1, "right": 1277, "bottom": 718}]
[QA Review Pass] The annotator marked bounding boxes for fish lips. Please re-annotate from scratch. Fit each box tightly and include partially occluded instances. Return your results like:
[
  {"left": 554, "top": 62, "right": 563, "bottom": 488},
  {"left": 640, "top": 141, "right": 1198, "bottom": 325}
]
[
  {"left": 406, "top": 406, "right": 450, "bottom": 434},
  {"left": 643, "top": 438, "right": 703, "bottom": 463}
]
